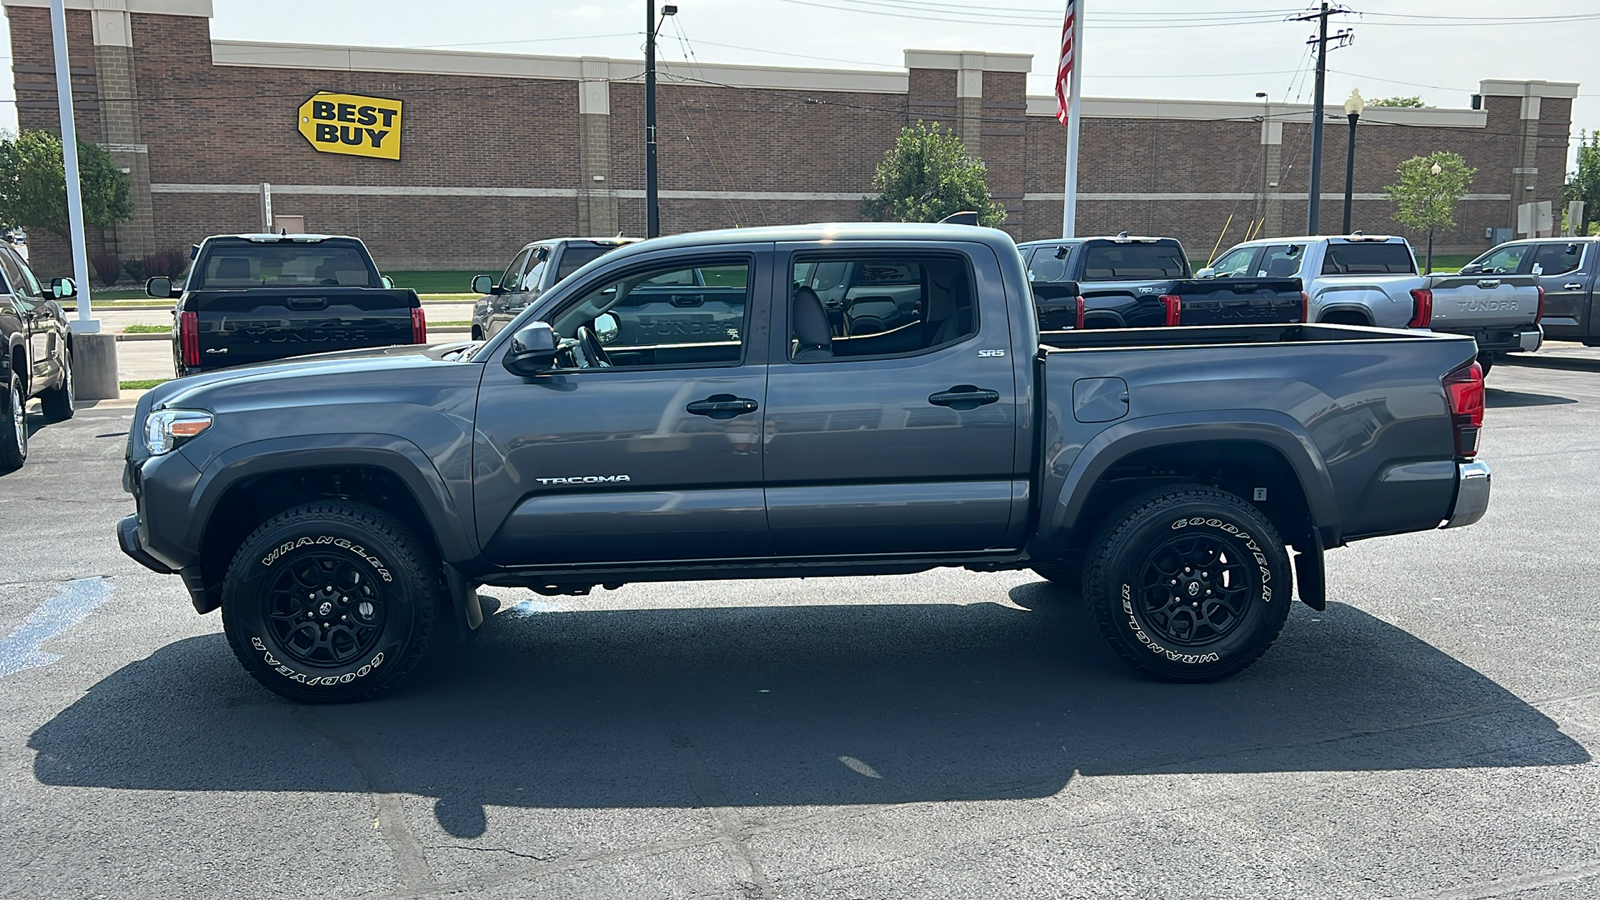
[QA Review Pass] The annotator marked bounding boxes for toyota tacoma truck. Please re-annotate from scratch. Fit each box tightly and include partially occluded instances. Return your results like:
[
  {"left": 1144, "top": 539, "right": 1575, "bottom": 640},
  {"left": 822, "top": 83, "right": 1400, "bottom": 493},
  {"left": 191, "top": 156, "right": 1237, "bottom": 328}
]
[
  {"left": 1017, "top": 235, "right": 1307, "bottom": 331},
  {"left": 117, "top": 223, "right": 1491, "bottom": 703},
  {"left": 1204, "top": 234, "right": 1543, "bottom": 373},
  {"left": 151, "top": 233, "right": 426, "bottom": 376}
]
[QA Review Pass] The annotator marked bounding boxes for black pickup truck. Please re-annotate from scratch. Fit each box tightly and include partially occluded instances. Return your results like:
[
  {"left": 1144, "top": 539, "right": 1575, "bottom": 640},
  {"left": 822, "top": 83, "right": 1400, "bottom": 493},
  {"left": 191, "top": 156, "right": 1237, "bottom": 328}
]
[
  {"left": 118, "top": 223, "right": 1490, "bottom": 703},
  {"left": 150, "top": 234, "right": 425, "bottom": 376},
  {"left": 1017, "top": 235, "right": 1306, "bottom": 330},
  {"left": 0, "top": 242, "right": 78, "bottom": 472}
]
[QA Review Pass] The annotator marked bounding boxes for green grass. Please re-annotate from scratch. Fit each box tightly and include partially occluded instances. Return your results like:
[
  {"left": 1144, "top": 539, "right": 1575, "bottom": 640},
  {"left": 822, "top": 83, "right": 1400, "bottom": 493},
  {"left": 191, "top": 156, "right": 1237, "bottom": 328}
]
[
  {"left": 429, "top": 320, "right": 472, "bottom": 328},
  {"left": 122, "top": 323, "right": 171, "bottom": 333},
  {"left": 387, "top": 271, "right": 482, "bottom": 294},
  {"left": 119, "top": 379, "right": 171, "bottom": 390}
]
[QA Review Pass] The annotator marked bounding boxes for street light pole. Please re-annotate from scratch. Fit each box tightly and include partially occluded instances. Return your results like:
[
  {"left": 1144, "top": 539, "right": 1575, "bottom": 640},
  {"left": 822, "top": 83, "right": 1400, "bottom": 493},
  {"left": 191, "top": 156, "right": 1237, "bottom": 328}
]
[
  {"left": 644, "top": 2, "right": 678, "bottom": 239},
  {"left": 1341, "top": 88, "right": 1363, "bottom": 234}
]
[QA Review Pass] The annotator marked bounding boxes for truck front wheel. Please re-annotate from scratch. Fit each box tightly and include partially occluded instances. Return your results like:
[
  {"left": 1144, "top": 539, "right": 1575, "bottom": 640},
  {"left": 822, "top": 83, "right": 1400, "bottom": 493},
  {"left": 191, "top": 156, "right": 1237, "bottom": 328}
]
[
  {"left": 1083, "top": 485, "right": 1291, "bottom": 682},
  {"left": 220, "top": 501, "right": 439, "bottom": 703}
]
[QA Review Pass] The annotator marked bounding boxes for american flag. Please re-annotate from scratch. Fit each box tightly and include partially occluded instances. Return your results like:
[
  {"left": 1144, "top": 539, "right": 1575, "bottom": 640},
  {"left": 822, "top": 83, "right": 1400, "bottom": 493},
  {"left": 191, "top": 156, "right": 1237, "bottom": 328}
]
[{"left": 1055, "top": 0, "right": 1077, "bottom": 125}]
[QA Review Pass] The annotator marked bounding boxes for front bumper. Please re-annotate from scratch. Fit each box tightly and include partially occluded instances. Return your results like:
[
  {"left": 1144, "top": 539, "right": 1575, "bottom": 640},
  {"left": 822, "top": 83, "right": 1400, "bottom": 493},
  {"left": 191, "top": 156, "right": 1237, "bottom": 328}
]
[
  {"left": 1442, "top": 460, "right": 1491, "bottom": 529},
  {"left": 118, "top": 513, "right": 174, "bottom": 573}
]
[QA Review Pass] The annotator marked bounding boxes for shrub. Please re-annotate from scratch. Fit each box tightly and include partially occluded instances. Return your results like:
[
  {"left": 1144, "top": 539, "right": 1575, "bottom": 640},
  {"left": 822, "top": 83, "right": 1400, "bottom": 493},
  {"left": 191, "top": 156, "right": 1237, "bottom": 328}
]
[
  {"left": 91, "top": 250, "right": 122, "bottom": 286},
  {"left": 143, "top": 248, "right": 187, "bottom": 280},
  {"left": 122, "top": 256, "right": 147, "bottom": 282}
]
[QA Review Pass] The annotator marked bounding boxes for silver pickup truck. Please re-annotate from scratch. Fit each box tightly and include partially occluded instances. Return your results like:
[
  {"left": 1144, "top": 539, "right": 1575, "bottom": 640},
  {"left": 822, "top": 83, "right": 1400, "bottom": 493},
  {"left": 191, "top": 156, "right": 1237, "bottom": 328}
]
[{"left": 1202, "top": 234, "right": 1542, "bottom": 373}]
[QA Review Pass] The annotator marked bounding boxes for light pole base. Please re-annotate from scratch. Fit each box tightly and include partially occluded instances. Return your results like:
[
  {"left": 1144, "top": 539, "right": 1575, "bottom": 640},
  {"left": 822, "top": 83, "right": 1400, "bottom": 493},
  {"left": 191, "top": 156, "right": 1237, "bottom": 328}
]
[{"left": 70, "top": 331, "right": 119, "bottom": 401}]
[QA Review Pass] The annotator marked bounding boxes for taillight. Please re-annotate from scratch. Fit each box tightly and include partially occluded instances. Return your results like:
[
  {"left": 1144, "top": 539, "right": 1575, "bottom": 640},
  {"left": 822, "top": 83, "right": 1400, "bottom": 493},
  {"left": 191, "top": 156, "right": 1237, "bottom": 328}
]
[
  {"left": 1075, "top": 296, "right": 1086, "bottom": 330},
  {"left": 180, "top": 311, "right": 199, "bottom": 368},
  {"left": 1159, "top": 294, "right": 1181, "bottom": 327},
  {"left": 1301, "top": 291, "right": 1310, "bottom": 323},
  {"left": 1443, "top": 362, "right": 1485, "bottom": 459},
  {"left": 1408, "top": 288, "right": 1433, "bottom": 328},
  {"left": 411, "top": 307, "right": 427, "bottom": 344},
  {"left": 1535, "top": 285, "right": 1545, "bottom": 324}
]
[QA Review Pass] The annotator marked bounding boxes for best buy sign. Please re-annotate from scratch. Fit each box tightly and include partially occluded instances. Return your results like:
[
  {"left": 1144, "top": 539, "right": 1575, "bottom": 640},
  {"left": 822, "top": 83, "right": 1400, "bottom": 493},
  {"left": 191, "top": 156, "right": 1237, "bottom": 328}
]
[{"left": 297, "top": 92, "right": 403, "bottom": 160}]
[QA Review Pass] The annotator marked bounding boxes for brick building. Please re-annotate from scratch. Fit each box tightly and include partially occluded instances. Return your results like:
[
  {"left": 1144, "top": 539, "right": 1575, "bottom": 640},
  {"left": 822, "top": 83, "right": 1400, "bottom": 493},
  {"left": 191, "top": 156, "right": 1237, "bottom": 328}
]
[{"left": 3, "top": 0, "right": 1580, "bottom": 276}]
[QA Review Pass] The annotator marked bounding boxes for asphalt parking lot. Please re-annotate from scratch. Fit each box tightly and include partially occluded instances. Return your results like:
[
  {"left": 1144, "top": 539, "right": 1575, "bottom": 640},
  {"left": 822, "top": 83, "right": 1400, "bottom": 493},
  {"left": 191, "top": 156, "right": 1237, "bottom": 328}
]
[{"left": 2, "top": 353, "right": 1599, "bottom": 899}]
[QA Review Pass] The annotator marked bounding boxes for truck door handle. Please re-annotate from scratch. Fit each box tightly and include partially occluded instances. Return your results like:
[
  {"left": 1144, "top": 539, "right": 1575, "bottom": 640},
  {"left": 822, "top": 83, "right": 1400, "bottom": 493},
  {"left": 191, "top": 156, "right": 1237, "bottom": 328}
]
[
  {"left": 286, "top": 297, "right": 328, "bottom": 310},
  {"left": 929, "top": 385, "right": 1001, "bottom": 410},
  {"left": 1565, "top": 283, "right": 1583, "bottom": 290},
  {"left": 685, "top": 394, "right": 759, "bottom": 419}
]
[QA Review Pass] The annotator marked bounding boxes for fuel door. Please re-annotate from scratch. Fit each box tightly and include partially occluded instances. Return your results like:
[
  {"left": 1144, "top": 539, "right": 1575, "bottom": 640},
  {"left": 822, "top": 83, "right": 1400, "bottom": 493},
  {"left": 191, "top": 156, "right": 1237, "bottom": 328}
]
[{"left": 1073, "top": 377, "right": 1129, "bottom": 423}]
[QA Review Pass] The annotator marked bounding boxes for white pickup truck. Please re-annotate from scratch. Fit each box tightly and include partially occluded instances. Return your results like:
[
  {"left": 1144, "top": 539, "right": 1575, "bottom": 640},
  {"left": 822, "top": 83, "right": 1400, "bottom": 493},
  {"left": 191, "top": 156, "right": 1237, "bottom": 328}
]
[{"left": 1202, "top": 234, "right": 1543, "bottom": 373}]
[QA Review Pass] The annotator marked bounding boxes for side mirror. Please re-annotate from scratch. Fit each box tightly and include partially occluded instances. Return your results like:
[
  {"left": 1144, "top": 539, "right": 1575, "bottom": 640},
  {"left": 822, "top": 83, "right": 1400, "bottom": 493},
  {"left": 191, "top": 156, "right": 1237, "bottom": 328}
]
[
  {"left": 50, "top": 276, "right": 76, "bottom": 299},
  {"left": 594, "top": 312, "right": 619, "bottom": 344},
  {"left": 502, "top": 322, "right": 559, "bottom": 376},
  {"left": 471, "top": 274, "right": 497, "bottom": 295},
  {"left": 146, "top": 276, "right": 173, "bottom": 299},
  {"left": 1195, "top": 267, "right": 1217, "bottom": 279},
  {"left": 380, "top": 274, "right": 395, "bottom": 289}
]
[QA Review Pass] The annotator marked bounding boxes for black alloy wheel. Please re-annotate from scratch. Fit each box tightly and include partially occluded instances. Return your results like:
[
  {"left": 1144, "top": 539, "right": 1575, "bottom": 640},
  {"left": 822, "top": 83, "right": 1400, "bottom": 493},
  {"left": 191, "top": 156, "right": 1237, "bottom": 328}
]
[
  {"left": 221, "top": 501, "right": 441, "bottom": 703},
  {"left": 1083, "top": 484, "right": 1292, "bottom": 682}
]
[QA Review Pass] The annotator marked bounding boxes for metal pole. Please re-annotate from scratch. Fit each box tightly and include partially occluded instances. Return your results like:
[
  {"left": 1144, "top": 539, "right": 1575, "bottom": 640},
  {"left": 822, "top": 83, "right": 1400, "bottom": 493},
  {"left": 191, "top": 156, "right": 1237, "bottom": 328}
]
[
  {"left": 1306, "top": 0, "right": 1328, "bottom": 235},
  {"left": 645, "top": 0, "right": 660, "bottom": 239},
  {"left": 49, "top": 0, "right": 96, "bottom": 332},
  {"left": 1061, "top": 0, "right": 1082, "bottom": 238},
  {"left": 1341, "top": 112, "right": 1357, "bottom": 234}
]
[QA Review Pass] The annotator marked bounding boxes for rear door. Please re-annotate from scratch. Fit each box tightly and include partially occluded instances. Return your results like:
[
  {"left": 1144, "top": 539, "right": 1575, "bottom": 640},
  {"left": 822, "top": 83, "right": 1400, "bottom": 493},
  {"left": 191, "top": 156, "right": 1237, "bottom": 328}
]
[
  {"left": 762, "top": 242, "right": 1021, "bottom": 556},
  {"left": 473, "top": 245, "right": 774, "bottom": 565},
  {"left": 1529, "top": 241, "right": 1592, "bottom": 339}
]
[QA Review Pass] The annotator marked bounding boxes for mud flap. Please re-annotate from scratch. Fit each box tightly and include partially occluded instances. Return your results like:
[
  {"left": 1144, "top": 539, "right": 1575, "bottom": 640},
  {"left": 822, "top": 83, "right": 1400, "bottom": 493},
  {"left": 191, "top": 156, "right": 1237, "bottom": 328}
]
[
  {"left": 1293, "top": 532, "right": 1326, "bottom": 611},
  {"left": 443, "top": 564, "right": 484, "bottom": 642}
]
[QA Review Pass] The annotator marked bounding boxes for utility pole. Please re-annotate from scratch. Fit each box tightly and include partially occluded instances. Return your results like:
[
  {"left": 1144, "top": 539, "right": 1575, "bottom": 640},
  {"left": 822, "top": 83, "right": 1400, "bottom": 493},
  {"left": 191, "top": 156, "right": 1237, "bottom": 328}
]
[
  {"left": 1293, "top": 2, "right": 1352, "bottom": 235},
  {"left": 645, "top": 2, "right": 678, "bottom": 238}
]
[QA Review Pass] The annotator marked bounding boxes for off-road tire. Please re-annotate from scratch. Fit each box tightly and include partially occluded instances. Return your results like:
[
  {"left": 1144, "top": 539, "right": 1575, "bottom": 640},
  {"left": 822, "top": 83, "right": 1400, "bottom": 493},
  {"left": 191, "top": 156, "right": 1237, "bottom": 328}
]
[
  {"left": 39, "top": 350, "right": 74, "bottom": 422},
  {"left": 0, "top": 369, "right": 26, "bottom": 473},
  {"left": 1083, "top": 484, "right": 1291, "bottom": 682},
  {"left": 221, "top": 501, "right": 440, "bottom": 703}
]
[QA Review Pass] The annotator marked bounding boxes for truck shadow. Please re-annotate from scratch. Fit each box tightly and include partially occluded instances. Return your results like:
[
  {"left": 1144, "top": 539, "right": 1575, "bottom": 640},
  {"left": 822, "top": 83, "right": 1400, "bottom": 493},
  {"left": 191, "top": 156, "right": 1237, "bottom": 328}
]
[
  {"left": 29, "top": 587, "right": 1588, "bottom": 838},
  {"left": 1485, "top": 387, "right": 1578, "bottom": 408}
]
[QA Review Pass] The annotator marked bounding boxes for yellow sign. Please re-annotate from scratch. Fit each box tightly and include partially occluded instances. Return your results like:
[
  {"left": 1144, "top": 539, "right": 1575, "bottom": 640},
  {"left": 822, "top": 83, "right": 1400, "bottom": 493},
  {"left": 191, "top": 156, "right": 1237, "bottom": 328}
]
[{"left": 297, "top": 92, "right": 403, "bottom": 160}]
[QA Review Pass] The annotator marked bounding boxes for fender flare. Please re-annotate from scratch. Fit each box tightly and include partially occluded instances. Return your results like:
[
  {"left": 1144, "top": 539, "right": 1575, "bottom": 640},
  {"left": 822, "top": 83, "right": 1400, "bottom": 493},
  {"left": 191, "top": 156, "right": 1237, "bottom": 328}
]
[
  {"left": 1315, "top": 304, "right": 1374, "bottom": 325},
  {"left": 184, "top": 433, "right": 475, "bottom": 564},
  {"left": 1034, "top": 410, "right": 1340, "bottom": 557}
]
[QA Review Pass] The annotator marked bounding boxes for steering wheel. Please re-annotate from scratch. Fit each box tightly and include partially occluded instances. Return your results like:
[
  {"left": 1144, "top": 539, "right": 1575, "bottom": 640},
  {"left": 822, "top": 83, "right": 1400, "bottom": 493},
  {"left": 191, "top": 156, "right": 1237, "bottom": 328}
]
[{"left": 576, "top": 325, "right": 612, "bottom": 368}]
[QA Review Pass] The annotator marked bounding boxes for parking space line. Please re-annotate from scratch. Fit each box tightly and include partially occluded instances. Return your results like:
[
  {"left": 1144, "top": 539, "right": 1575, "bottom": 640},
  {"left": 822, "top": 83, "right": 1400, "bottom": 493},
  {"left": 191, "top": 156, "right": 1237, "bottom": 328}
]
[{"left": 0, "top": 578, "right": 114, "bottom": 678}]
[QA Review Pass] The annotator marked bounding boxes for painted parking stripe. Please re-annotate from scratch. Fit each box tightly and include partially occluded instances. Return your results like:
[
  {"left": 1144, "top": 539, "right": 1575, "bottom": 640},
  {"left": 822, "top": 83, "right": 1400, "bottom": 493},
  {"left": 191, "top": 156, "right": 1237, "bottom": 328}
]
[{"left": 0, "top": 578, "right": 113, "bottom": 678}]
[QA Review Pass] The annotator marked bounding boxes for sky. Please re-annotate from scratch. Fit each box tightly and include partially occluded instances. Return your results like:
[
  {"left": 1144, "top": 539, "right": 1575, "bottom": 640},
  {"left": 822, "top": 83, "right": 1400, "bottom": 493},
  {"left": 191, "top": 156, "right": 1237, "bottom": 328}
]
[{"left": 2, "top": 0, "right": 1597, "bottom": 167}]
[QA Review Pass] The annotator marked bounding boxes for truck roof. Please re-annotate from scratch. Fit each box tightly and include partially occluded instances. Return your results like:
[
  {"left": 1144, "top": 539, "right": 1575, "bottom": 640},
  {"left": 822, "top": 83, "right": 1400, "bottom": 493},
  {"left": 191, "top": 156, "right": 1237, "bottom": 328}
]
[
  {"left": 1230, "top": 234, "right": 1405, "bottom": 247},
  {"left": 1016, "top": 235, "right": 1178, "bottom": 247},
  {"left": 600, "top": 222, "right": 1021, "bottom": 262},
  {"left": 211, "top": 233, "right": 362, "bottom": 244}
]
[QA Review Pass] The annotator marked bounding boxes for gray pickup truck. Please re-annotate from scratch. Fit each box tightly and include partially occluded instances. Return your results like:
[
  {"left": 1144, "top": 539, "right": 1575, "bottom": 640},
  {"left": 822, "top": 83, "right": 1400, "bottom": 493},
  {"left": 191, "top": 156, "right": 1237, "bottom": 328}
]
[
  {"left": 117, "top": 223, "right": 1491, "bottom": 703},
  {"left": 1462, "top": 237, "right": 1599, "bottom": 347}
]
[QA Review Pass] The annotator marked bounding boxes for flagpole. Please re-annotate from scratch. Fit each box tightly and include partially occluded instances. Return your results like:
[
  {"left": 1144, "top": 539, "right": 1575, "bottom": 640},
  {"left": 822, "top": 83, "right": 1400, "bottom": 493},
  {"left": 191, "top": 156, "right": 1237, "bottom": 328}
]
[{"left": 1062, "top": 0, "right": 1082, "bottom": 238}]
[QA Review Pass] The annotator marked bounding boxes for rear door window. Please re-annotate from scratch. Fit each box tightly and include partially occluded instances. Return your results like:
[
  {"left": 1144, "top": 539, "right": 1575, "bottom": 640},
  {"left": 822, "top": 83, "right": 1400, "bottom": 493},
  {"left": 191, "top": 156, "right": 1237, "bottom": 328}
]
[
  {"left": 1531, "top": 243, "right": 1584, "bottom": 276},
  {"left": 1027, "top": 245, "right": 1073, "bottom": 283},
  {"left": 790, "top": 253, "right": 976, "bottom": 360},
  {"left": 1081, "top": 242, "right": 1187, "bottom": 280},
  {"left": 1321, "top": 242, "right": 1417, "bottom": 275},
  {"left": 197, "top": 242, "right": 377, "bottom": 288}
]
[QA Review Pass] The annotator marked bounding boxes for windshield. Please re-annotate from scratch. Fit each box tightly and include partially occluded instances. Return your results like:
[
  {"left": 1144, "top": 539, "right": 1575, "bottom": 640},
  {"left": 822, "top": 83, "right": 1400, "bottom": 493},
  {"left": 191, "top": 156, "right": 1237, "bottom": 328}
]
[
  {"left": 1081, "top": 242, "right": 1188, "bottom": 280},
  {"left": 195, "top": 241, "right": 378, "bottom": 288}
]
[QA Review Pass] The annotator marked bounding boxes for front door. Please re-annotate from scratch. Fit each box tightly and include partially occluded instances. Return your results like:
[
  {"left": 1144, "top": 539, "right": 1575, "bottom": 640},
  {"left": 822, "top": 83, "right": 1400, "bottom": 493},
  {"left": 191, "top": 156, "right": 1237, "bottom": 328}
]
[
  {"left": 762, "top": 243, "right": 1021, "bottom": 556},
  {"left": 473, "top": 246, "right": 773, "bottom": 565}
]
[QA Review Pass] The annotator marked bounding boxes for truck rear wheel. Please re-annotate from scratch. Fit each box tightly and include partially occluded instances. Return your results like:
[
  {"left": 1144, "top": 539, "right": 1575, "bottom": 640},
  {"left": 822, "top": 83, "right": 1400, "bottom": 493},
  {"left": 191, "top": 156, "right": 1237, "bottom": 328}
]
[
  {"left": 39, "top": 350, "right": 74, "bottom": 422},
  {"left": 1083, "top": 485, "right": 1290, "bottom": 682},
  {"left": 221, "top": 501, "right": 439, "bottom": 703},
  {"left": 0, "top": 369, "right": 26, "bottom": 473}
]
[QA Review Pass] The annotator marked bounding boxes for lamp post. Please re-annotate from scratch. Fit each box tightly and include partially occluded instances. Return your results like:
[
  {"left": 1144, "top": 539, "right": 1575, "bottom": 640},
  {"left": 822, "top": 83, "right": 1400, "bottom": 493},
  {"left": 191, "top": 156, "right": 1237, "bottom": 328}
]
[
  {"left": 1341, "top": 88, "right": 1363, "bottom": 235},
  {"left": 1425, "top": 160, "right": 1442, "bottom": 273},
  {"left": 644, "top": 2, "right": 678, "bottom": 239}
]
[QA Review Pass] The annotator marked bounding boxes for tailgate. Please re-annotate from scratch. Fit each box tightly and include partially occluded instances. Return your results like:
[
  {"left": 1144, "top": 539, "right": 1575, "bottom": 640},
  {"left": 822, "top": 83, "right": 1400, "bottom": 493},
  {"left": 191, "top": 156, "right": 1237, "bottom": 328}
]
[
  {"left": 1173, "top": 278, "right": 1305, "bottom": 325},
  {"left": 1426, "top": 274, "right": 1540, "bottom": 330},
  {"left": 190, "top": 288, "right": 420, "bottom": 368}
]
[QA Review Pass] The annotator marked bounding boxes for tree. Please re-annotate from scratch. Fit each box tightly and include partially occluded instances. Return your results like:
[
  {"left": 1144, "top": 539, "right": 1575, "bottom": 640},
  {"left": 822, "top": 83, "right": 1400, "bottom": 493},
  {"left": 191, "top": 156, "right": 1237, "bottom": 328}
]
[
  {"left": 0, "top": 130, "right": 132, "bottom": 238},
  {"left": 862, "top": 121, "right": 1005, "bottom": 227},
  {"left": 1385, "top": 151, "right": 1475, "bottom": 274},
  {"left": 1368, "top": 96, "right": 1429, "bottom": 108},
  {"left": 1565, "top": 131, "right": 1600, "bottom": 236}
]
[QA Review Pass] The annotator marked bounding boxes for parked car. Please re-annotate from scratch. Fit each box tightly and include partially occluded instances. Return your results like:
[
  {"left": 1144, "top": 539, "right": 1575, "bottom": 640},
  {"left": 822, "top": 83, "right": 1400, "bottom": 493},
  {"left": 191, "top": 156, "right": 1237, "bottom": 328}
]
[
  {"left": 1462, "top": 237, "right": 1599, "bottom": 347},
  {"left": 471, "top": 237, "right": 638, "bottom": 340},
  {"left": 1204, "top": 234, "right": 1543, "bottom": 372},
  {"left": 0, "top": 243, "right": 77, "bottom": 472},
  {"left": 151, "top": 234, "right": 425, "bottom": 377},
  {"left": 118, "top": 222, "right": 1492, "bottom": 702},
  {"left": 1017, "top": 234, "right": 1306, "bottom": 330}
]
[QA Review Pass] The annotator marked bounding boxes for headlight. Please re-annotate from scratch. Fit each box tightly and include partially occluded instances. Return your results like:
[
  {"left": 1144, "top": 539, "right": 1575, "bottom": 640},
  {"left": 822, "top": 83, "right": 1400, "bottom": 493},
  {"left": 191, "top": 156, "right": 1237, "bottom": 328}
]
[{"left": 144, "top": 410, "right": 213, "bottom": 456}]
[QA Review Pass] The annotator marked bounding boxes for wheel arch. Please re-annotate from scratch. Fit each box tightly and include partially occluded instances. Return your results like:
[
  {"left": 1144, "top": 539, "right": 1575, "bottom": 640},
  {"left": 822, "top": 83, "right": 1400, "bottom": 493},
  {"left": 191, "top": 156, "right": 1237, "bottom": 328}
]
[{"left": 1034, "top": 414, "right": 1339, "bottom": 561}]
